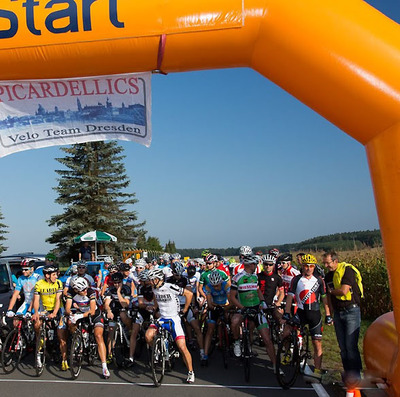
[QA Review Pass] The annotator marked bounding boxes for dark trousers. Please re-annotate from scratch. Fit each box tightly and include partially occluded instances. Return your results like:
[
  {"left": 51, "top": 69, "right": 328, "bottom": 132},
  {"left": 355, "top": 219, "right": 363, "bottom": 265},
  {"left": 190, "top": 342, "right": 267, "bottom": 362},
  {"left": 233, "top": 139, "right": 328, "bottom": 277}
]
[{"left": 333, "top": 306, "right": 362, "bottom": 379}]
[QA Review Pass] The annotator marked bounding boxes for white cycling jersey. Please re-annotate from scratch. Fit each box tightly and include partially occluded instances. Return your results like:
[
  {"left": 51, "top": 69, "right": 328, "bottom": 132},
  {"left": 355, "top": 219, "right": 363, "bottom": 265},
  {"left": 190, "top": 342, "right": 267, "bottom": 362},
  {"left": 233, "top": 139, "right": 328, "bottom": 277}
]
[{"left": 153, "top": 282, "right": 184, "bottom": 318}]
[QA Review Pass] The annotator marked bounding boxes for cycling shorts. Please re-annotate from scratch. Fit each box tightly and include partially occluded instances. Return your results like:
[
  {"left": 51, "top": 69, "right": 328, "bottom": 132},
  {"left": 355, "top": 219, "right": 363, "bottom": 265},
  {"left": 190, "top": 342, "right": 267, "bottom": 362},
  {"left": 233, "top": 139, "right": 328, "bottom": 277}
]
[
  {"left": 297, "top": 308, "right": 322, "bottom": 340},
  {"left": 236, "top": 306, "right": 269, "bottom": 330},
  {"left": 150, "top": 316, "right": 185, "bottom": 341}
]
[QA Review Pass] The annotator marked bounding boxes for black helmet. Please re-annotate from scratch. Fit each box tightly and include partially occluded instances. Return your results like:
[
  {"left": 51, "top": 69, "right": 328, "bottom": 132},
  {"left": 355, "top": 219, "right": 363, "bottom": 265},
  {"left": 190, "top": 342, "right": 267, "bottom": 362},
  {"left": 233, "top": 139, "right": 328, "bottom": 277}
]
[
  {"left": 111, "top": 272, "right": 124, "bottom": 283},
  {"left": 187, "top": 265, "right": 196, "bottom": 278},
  {"left": 277, "top": 253, "right": 292, "bottom": 263},
  {"left": 120, "top": 262, "right": 131, "bottom": 271}
]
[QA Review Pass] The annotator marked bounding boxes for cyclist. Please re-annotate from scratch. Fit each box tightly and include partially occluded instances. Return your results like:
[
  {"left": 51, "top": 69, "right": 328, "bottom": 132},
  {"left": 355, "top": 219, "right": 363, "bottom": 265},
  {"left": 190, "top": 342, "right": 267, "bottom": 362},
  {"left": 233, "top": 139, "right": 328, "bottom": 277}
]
[
  {"left": 100, "top": 263, "right": 120, "bottom": 297},
  {"left": 278, "top": 253, "right": 300, "bottom": 297},
  {"left": 32, "top": 265, "right": 68, "bottom": 371},
  {"left": 203, "top": 270, "right": 231, "bottom": 365},
  {"left": 120, "top": 262, "right": 138, "bottom": 299},
  {"left": 6, "top": 259, "right": 41, "bottom": 327},
  {"left": 198, "top": 254, "right": 230, "bottom": 300},
  {"left": 258, "top": 254, "right": 285, "bottom": 321},
  {"left": 229, "top": 254, "right": 278, "bottom": 372},
  {"left": 103, "top": 272, "right": 133, "bottom": 365},
  {"left": 65, "top": 276, "right": 109, "bottom": 378},
  {"left": 145, "top": 267, "right": 195, "bottom": 384},
  {"left": 97, "top": 256, "right": 112, "bottom": 289},
  {"left": 167, "top": 261, "right": 205, "bottom": 362},
  {"left": 282, "top": 254, "right": 333, "bottom": 381}
]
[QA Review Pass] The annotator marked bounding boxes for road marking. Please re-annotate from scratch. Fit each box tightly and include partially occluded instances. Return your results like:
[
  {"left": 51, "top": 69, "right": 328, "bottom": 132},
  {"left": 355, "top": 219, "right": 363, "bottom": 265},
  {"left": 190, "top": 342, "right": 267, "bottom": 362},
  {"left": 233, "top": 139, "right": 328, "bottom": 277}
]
[
  {"left": 0, "top": 378, "right": 315, "bottom": 390},
  {"left": 312, "top": 383, "right": 330, "bottom": 397}
]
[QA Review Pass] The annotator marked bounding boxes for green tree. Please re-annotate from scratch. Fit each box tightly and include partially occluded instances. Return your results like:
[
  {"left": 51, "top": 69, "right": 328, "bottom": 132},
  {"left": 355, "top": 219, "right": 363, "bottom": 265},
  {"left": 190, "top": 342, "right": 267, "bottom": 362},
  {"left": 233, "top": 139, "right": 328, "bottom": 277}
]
[
  {"left": 0, "top": 206, "right": 8, "bottom": 254},
  {"left": 145, "top": 236, "right": 163, "bottom": 251},
  {"left": 165, "top": 240, "right": 176, "bottom": 253},
  {"left": 46, "top": 141, "right": 146, "bottom": 260}
]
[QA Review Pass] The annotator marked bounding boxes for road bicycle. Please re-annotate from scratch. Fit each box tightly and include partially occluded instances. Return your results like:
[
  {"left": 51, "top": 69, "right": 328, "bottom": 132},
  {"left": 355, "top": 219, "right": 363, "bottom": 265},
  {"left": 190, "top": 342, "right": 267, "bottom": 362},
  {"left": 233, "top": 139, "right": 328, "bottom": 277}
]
[
  {"left": 35, "top": 314, "right": 60, "bottom": 377},
  {"left": 112, "top": 312, "right": 131, "bottom": 368},
  {"left": 150, "top": 318, "right": 178, "bottom": 387},
  {"left": 69, "top": 317, "right": 98, "bottom": 379},
  {"left": 275, "top": 316, "right": 312, "bottom": 389},
  {"left": 1, "top": 314, "right": 35, "bottom": 373},
  {"left": 265, "top": 305, "right": 284, "bottom": 345},
  {"left": 214, "top": 306, "right": 232, "bottom": 369},
  {"left": 240, "top": 307, "right": 260, "bottom": 382}
]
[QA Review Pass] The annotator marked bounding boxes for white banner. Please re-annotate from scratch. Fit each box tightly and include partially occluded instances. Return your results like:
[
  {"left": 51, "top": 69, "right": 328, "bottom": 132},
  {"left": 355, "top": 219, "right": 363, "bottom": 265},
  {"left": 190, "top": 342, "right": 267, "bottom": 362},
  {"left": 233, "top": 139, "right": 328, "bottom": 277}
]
[{"left": 0, "top": 72, "right": 151, "bottom": 157}]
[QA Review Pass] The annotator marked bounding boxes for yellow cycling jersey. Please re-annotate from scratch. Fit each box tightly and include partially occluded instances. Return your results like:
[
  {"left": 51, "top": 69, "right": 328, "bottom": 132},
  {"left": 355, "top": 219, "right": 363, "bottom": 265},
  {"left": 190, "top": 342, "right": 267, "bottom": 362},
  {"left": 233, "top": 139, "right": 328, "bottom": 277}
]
[{"left": 34, "top": 279, "right": 63, "bottom": 312}]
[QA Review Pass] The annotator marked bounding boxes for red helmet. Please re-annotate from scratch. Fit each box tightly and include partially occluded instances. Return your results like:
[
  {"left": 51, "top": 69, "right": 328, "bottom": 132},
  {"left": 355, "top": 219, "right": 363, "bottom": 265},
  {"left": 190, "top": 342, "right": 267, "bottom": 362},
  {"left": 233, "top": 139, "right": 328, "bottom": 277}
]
[{"left": 20, "top": 259, "right": 31, "bottom": 268}]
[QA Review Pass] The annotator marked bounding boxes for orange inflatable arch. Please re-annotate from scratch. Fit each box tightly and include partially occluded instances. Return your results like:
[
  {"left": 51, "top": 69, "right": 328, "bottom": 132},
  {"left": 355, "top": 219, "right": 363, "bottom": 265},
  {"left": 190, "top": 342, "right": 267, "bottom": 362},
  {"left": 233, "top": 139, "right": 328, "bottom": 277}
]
[{"left": 0, "top": 0, "right": 399, "bottom": 392}]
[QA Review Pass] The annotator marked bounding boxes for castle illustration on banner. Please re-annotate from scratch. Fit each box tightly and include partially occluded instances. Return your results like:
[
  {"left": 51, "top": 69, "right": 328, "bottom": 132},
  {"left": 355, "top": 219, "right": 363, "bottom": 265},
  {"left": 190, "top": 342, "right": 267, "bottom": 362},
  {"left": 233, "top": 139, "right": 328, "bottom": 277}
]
[{"left": 0, "top": 97, "right": 146, "bottom": 130}]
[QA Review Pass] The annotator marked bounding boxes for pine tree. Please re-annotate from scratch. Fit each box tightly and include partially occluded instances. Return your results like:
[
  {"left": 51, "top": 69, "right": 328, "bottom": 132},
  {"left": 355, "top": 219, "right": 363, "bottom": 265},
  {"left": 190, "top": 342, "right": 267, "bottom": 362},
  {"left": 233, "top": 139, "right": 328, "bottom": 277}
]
[
  {"left": 47, "top": 141, "right": 146, "bottom": 260},
  {"left": 165, "top": 240, "right": 176, "bottom": 253},
  {"left": 0, "top": 206, "right": 8, "bottom": 254}
]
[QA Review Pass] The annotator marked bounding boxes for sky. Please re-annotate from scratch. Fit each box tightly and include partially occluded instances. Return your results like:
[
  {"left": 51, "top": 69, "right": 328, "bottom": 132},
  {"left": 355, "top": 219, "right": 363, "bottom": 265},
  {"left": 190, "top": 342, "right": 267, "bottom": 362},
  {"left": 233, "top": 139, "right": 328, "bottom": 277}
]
[{"left": 1, "top": 0, "right": 399, "bottom": 256}]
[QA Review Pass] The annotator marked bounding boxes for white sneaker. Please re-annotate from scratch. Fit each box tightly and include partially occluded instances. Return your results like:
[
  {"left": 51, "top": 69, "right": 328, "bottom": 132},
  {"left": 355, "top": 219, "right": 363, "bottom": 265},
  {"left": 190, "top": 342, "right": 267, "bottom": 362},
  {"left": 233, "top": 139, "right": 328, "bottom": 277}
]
[
  {"left": 233, "top": 340, "right": 241, "bottom": 357},
  {"left": 186, "top": 371, "right": 195, "bottom": 384},
  {"left": 102, "top": 367, "right": 110, "bottom": 379}
]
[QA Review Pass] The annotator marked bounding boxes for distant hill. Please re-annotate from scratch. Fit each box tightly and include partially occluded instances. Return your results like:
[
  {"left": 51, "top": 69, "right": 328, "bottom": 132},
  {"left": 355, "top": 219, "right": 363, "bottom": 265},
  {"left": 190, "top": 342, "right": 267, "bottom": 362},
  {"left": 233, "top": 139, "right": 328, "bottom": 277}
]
[{"left": 177, "top": 229, "right": 382, "bottom": 258}]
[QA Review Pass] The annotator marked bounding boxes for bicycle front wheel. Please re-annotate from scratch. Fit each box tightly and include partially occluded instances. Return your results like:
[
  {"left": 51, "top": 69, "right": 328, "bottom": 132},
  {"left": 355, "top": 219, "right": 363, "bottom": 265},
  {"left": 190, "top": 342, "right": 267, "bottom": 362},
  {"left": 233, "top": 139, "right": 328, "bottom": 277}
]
[
  {"left": 242, "top": 330, "right": 251, "bottom": 382},
  {"left": 70, "top": 332, "right": 84, "bottom": 379},
  {"left": 276, "top": 334, "right": 300, "bottom": 389},
  {"left": 35, "top": 329, "right": 46, "bottom": 377},
  {"left": 2, "top": 329, "right": 24, "bottom": 373},
  {"left": 151, "top": 334, "right": 165, "bottom": 387},
  {"left": 219, "top": 324, "right": 229, "bottom": 369},
  {"left": 113, "top": 326, "right": 128, "bottom": 368}
]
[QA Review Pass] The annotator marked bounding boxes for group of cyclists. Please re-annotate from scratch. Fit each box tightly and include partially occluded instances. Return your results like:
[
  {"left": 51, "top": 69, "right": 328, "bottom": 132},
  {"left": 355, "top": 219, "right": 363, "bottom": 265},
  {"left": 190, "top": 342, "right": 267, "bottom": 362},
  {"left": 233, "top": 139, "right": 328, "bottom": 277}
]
[{"left": 3, "top": 245, "right": 333, "bottom": 385}]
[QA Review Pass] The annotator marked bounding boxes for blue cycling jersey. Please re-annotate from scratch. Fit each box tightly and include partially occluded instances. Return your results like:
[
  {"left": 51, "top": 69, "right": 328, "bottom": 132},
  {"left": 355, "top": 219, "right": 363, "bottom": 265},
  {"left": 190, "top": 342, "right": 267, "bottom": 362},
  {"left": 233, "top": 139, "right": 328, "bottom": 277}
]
[{"left": 205, "top": 281, "right": 230, "bottom": 305}]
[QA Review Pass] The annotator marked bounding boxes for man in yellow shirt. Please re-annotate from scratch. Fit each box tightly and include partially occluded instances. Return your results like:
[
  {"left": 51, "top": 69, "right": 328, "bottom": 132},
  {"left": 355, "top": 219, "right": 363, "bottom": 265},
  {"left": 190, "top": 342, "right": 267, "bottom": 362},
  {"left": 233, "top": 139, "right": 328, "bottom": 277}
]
[{"left": 32, "top": 265, "right": 68, "bottom": 371}]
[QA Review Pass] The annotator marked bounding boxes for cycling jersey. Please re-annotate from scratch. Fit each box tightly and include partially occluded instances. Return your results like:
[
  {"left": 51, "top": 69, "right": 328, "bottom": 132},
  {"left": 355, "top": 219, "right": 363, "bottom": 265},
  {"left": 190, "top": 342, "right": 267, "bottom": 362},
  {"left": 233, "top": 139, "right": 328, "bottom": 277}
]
[
  {"left": 288, "top": 274, "right": 326, "bottom": 311},
  {"left": 104, "top": 285, "right": 132, "bottom": 312},
  {"left": 15, "top": 273, "right": 41, "bottom": 305},
  {"left": 258, "top": 271, "right": 283, "bottom": 306},
  {"left": 34, "top": 279, "right": 63, "bottom": 312},
  {"left": 66, "top": 287, "right": 97, "bottom": 313},
  {"left": 231, "top": 271, "right": 260, "bottom": 307},
  {"left": 204, "top": 281, "right": 230, "bottom": 305},
  {"left": 281, "top": 265, "right": 300, "bottom": 295},
  {"left": 152, "top": 282, "right": 184, "bottom": 318},
  {"left": 199, "top": 269, "right": 229, "bottom": 288},
  {"left": 233, "top": 263, "right": 262, "bottom": 276}
]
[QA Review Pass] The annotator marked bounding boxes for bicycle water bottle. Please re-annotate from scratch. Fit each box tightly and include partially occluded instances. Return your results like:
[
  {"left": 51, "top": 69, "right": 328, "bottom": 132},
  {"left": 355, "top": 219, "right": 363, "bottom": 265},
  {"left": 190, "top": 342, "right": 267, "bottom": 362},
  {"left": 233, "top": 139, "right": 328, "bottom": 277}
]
[
  {"left": 82, "top": 328, "right": 89, "bottom": 345},
  {"left": 298, "top": 335, "right": 303, "bottom": 350}
]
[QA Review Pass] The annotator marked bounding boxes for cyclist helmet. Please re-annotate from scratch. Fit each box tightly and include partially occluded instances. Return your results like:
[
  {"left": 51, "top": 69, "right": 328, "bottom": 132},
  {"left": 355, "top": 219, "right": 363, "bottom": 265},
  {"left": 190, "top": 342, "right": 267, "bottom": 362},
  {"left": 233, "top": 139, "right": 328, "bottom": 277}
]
[
  {"left": 76, "top": 260, "right": 88, "bottom": 268},
  {"left": 70, "top": 264, "right": 78, "bottom": 274},
  {"left": 208, "top": 270, "right": 223, "bottom": 286},
  {"left": 108, "top": 263, "right": 119, "bottom": 273},
  {"left": 71, "top": 276, "right": 88, "bottom": 292},
  {"left": 239, "top": 245, "right": 253, "bottom": 256},
  {"left": 125, "top": 257, "right": 133, "bottom": 265},
  {"left": 171, "top": 253, "right": 181, "bottom": 260},
  {"left": 278, "top": 253, "right": 292, "bottom": 262},
  {"left": 148, "top": 268, "right": 165, "bottom": 281},
  {"left": 196, "top": 258, "right": 205, "bottom": 266},
  {"left": 20, "top": 259, "right": 32, "bottom": 268},
  {"left": 135, "top": 258, "right": 146, "bottom": 269},
  {"left": 187, "top": 265, "right": 196, "bottom": 278},
  {"left": 161, "top": 253, "right": 171, "bottom": 262},
  {"left": 120, "top": 262, "right": 131, "bottom": 271},
  {"left": 242, "top": 254, "right": 258, "bottom": 265},
  {"left": 301, "top": 254, "right": 318, "bottom": 264},
  {"left": 269, "top": 248, "right": 280, "bottom": 256},
  {"left": 138, "top": 269, "right": 150, "bottom": 282},
  {"left": 43, "top": 265, "right": 58, "bottom": 274},
  {"left": 205, "top": 254, "right": 218, "bottom": 264},
  {"left": 45, "top": 252, "right": 56, "bottom": 262},
  {"left": 201, "top": 249, "right": 211, "bottom": 258},
  {"left": 262, "top": 254, "right": 277, "bottom": 264},
  {"left": 171, "top": 261, "right": 185, "bottom": 275},
  {"left": 104, "top": 256, "right": 113, "bottom": 264},
  {"left": 111, "top": 272, "right": 124, "bottom": 283}
]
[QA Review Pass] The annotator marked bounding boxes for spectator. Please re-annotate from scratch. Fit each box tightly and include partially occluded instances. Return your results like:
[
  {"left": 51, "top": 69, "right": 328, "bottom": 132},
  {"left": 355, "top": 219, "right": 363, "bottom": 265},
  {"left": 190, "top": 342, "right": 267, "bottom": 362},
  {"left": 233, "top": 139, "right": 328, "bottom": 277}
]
[
  {"left": 322, "top": 251, "right": 363, "bottom": 385},
  {"left": 79, "top": 241, "right": 95, "bottom": 261}
]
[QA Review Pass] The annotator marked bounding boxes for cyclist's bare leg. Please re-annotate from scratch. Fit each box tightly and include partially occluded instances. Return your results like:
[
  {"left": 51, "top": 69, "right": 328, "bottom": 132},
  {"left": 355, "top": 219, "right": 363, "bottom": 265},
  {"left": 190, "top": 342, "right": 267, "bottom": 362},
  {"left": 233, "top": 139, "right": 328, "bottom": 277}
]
[
  {"left": 312, "top": 339, "right": 323, "bottom": 370},
  {"left": 130, "top": 323, "right": 140, "bottom": 358},
  {"left": 231, "top": 313, "right": 243, "bottom": 340},
  {"left": 94, "top": 325, "right": 107, "bottom": 363},
  {"left": 204, "top": 322, "right": 215, "bottom": 356},
  {"left": 145, "top": 327, "right": 157, "bottom": 346},
  {"left": 176, "top": 338, "right": 193, "bottom": 372},
  {"left": 190, "top": 319, "right": 204, "bottom": 350},
  {"left": 259, "top": 327, "right": 276, "bottom": 365},
  {"left": 57, "top": 328, "right": 68, "bottom": 361}
]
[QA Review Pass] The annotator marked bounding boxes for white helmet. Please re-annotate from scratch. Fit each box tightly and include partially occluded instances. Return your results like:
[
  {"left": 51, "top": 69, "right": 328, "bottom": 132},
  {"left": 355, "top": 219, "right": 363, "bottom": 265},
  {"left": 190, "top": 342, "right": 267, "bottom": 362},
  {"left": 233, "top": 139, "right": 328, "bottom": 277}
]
[
  {"left": 125, "top": 258, "right": 133, "bottom": 265},
  {"left": 239, "top": 245, "right": 253, "bottom": 256},
  {"left": 135, "top": 258, "right": 146, "bottom": 268},
  {"left": 148, "top": 268, "right": 165, "bottom": 280},
  {"left": 104, "top": 256, "right": 113, "bottom": 264},
  {"left": 209, "top": 270, "right": 223, "bottom": 286},
  {"left": 262, "top": 254, "right": 277, "bottom": 264},
  {"left": 71, "top": 276, "right": 88, "bottom": 292}
]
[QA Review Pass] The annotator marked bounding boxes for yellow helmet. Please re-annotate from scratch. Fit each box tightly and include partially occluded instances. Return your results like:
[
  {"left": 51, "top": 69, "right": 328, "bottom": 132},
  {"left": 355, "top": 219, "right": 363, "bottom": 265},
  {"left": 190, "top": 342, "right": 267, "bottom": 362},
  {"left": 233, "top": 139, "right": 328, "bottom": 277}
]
[{"left": 301, "top": 254, "right": 317, "bottom": 264}]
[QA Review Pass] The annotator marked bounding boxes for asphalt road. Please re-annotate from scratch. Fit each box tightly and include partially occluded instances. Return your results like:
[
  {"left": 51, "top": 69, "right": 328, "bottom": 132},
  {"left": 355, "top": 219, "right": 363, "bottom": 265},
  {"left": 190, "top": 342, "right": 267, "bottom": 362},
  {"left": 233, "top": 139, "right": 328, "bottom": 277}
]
[{"left": 0, "top": 344, "right": 331, "bottom": 397}]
